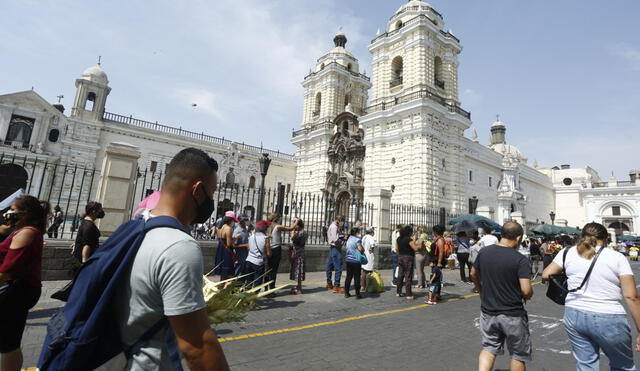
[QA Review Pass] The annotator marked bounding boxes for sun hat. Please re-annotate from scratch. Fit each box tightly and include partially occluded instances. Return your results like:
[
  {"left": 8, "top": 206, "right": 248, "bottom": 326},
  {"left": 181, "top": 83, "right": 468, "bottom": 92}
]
[
  {"left": 224, "top": 210, "right": 239, "bottom": 223},
  {"left": 255, "top": 220, "right": 272, "bottom": 231}
]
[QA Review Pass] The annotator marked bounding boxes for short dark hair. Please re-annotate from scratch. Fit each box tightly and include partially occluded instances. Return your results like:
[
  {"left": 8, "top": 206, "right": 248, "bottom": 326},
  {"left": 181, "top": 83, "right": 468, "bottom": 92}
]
[
  {"left": 482, "top": 226, "right": 492, "bottom": 234},
  {"left": 336, "top": 215, "right": 345, "bottom": 222},
  {"left": 400, "top": 225, "right": 413, "bottom": 238},
  {"left": 501, "top": 221, "right": 524, "bottom": 240},
  {"left": 350, "top": 227, "right": 360, "bottom": 236},
  {"left": 85, "top": 201, "right": 102, "bottom": 217},
  {"left": 432, "top": 225, "right": 445, "bottom": 236},
  {"left": 396, "top": 224, "right": 402, "bottom": 230},
  {"left": 163, "top": 148, "right": 218, "bottom": 192}
]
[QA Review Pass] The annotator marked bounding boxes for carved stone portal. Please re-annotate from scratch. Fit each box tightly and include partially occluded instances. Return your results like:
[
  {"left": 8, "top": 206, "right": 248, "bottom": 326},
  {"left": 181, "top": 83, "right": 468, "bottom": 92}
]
[{"left": 324, "top": 111, "right": 365, "bottom": 214}]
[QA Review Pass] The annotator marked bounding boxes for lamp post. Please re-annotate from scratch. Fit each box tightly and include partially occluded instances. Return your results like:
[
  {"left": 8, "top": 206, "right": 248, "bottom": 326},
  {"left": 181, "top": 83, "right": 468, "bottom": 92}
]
[
  {"left": 550, "top": 211, "right": 556, "bottom": 225},
  {"left": 256, "top": 153, "right": 271, "bottom": 221},
  {"left": 469, "top": 196, "right": 479, "bottom": 214}
]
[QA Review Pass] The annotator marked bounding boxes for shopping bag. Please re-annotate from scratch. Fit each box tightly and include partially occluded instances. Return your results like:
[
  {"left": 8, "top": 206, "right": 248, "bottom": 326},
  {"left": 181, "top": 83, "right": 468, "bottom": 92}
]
[{"left": 367, "top": 271, "right": 384, "bottom": 293}]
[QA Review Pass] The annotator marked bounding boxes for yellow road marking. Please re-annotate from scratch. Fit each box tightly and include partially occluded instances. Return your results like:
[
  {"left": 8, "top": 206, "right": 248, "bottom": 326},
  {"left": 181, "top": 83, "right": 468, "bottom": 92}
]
[{"left": 218, "top": 291, "right": 481, "bottom": 342}]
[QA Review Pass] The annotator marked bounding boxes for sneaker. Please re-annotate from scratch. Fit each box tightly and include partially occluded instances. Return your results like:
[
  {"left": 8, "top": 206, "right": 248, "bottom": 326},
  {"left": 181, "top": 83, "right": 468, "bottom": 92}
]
[{"left": 431, "top": 300, "right": 437, "bottom": 305}]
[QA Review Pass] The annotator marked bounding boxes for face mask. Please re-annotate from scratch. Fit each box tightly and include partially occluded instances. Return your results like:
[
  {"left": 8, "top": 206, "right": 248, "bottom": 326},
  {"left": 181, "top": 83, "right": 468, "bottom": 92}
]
[
  {"left": 97, "top": 210, "right": 105, "bottom": 219},
  {"left": 3, "top": 210, "right": 22, "bottom": 224},
  {"left": 192, "top": 186, "right": 215, "bottom": 224}
]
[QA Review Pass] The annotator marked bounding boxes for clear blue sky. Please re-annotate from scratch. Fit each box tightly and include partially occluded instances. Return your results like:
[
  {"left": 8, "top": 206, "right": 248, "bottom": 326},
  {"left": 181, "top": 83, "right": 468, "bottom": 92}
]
[{"left": 2, "top": 1, "right": 639, "bottom": 179}]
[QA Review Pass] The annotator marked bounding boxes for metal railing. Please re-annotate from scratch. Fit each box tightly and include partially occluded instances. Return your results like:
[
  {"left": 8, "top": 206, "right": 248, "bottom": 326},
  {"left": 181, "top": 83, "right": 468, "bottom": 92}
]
[
  {"left": 292, "top": 120, "right": 334, "bottom": 138},
  {"left": 373, "top": 14, "right": 458, "bottom": 44},
  {"left": 592, "top": 181, "right": 638, "bottom": 188},
  {"left": 366, "top": 87, "right": 471, "bottom": 119},
  {"left": 391, "top": 4, "right": 443, "bottom": 21},
  {"left": 304, "top": 61, "right": 370, "bottom": 82},
  {"left": 102, "top": 112, "right": 295, "bottom": 161},
  {"left": 389, "top": 203, "right": 460, "bottom": 243}
]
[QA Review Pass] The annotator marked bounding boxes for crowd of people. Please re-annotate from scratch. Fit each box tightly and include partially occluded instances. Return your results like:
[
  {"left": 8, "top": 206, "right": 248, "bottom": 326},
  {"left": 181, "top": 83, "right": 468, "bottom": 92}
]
[{"left": 1, "top": 147, "right": 640, "bottom": 371}]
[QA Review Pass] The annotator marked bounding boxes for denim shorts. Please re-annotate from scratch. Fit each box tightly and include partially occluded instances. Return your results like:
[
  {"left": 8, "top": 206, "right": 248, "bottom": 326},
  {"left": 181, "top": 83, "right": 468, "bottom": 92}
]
[
  {"left": 428, "top": 283, "right": 441, "bottom": 293},
  {"left": 480, "top": 312, "right": 532, "bottom": 362}
]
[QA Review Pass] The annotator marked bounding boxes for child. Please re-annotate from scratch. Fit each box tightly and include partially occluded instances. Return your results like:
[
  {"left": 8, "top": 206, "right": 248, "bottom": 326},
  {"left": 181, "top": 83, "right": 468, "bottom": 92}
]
[{"left": 426, "top": 261, "right": 442, "bottom": 305}]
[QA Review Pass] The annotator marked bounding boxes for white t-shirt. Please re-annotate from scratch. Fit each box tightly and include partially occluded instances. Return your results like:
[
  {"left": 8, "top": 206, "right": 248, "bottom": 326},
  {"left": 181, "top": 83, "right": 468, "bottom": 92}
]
[
  {"left": 478, "top": 234, "right": 499, "bottom": 248},
  {"left": 361, "top": 234, "right": 376, "bottom": 271},
  {"left": 246, "top": 232, "right": 268, "bottom": 266},
  {"left": 553, "top": 246, "right": 633, "bottom": 314},
  {"left": 115, "top": 222, "right": 205, "bottom": 371}
]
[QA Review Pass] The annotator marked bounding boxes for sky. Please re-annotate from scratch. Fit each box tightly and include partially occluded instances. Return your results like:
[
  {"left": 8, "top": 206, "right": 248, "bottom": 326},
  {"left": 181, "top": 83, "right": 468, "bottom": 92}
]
[{"left": 1, "top": 0, "right": 639, "bottom": 179}]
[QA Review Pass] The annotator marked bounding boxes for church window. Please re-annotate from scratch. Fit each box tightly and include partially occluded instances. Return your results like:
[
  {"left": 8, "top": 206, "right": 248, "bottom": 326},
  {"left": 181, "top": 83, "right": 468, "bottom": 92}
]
[
  {"left": 225, "top": 170, "right": 235, "bottom": 186},
  {"left": 391, "top": 185, "right": 395, "bottom": 192},
  {"left": 347, "top": 63, "right": 352, "bottom": 71},
  {"left": 390, "top": 56, "right": 403, "bottom": 88},
  {"left": 434, "top": 56, "right": 444, "bottom": 89},
  {"left": 150, "top": 161, "right": 158, "bottom": 173},
  {"left": 48, "top": 129, "right": 60, "bottom": 143},
  {"left": 395, "top": 20, "right": 403, "bottom": 30},
  {"left": 286, "top": 183, "right": 291, "bottom": 193},
  {"left": 320, "top": 63, "right": 325, "bottom": 70},
  {"left": 468, "top": 170, "right": 473, "bottom": 183},
  {"left": 85, "top": 92, "right": 96, "bottom": 111},
  {"left": 5, "top": 114, "right": 34, "bottom": 148},
  {"left": 612, "top": 206, "right": 621, "bottom": 216},
  {"left": 442, "top": 158, "right": 446, "bottom": 169},
  {"left": 562, "top": 177, "right": 573, "bottom": 186},
  {"left": 442, "top": 187, "right": 446, "bottom": 197},
  {"left": 314, "top": 92, "right": 321, "bottom": 116},
  {"left": 510, "top": 203, "right": 516, "bottom": 213},
  {"left": 488, "top": 176, "right": 493, "bottom": 188},
  {"left": 249, "top": 176, "right": 256, "bottom": 188},
  {"left": 344, "top": 94, "right": 350, "bottom": 108},
  {"left": 391, "top": 157, "right": 396, "bottom": 165}
]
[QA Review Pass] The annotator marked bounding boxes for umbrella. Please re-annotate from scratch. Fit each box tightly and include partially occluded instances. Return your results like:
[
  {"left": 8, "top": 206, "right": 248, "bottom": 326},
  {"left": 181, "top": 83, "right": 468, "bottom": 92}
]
[
  {"left": 447, "top": 214, "right": 501, "bottom": 232},
  {"left": 0, "top": 188, "right": 24, "bottom": 210},
  {"left": 530, "top": 224, "right": 563, "bottom": 235},
  {"left": 618, "top": 235, "right": 639, "bottom": 242},
  {"left": 560, "top": 226, "right": 581, "bottom": 235},
  {"left": 453, "top": 220, "right": 478, "bottom": 235}
]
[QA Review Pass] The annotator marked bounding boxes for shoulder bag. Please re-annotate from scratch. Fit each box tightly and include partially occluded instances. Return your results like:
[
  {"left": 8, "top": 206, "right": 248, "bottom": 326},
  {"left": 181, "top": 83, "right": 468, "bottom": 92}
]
[{"left": 546, "top": 246, "right": 604, "bottom": 305}]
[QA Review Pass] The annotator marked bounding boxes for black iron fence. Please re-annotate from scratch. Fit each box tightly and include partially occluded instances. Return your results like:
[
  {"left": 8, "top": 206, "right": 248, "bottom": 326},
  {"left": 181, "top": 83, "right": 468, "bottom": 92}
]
[
  {"left": 389, "top": 203, "right": 460, "bottom": 242},
  {"left": 0, "top": 151, "right": 98, "bottom": 240}
]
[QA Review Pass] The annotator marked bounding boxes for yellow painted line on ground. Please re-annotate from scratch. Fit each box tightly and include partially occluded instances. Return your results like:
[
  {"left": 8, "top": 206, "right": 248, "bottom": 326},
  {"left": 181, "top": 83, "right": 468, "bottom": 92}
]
[
  {"left": 219, "top": 291, "right": 480, "bottom": 343},
  {"left": 219, "top": 281, "right": 543, "bottom": 343}
]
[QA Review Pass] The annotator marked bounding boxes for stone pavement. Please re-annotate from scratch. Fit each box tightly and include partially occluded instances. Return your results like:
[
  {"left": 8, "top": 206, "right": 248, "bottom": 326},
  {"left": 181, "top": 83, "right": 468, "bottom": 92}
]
[{"left": 20, "top": 262, "right": 640, "bottom": 370}]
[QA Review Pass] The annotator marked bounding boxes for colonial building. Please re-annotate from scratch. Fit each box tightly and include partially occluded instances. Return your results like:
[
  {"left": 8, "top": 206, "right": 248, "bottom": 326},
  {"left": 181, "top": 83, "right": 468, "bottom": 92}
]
[
  {"left": 292, "top": 1, "right": 557, "bottom": 227},
  {"left": 0, "top": 64, "right": 297, "bottom": 220}
]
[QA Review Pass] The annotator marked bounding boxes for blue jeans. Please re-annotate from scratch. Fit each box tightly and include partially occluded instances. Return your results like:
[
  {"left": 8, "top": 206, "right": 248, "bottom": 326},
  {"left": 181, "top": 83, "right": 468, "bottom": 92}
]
[
  {"left": 564, "top": 307, "right": 635, "bottom": 371},
  {"left": 391, "top": 251, "right": 398, "bottom": 285},
  {"left": 326, "top": 247, "right": 342, "bottom": 287}
]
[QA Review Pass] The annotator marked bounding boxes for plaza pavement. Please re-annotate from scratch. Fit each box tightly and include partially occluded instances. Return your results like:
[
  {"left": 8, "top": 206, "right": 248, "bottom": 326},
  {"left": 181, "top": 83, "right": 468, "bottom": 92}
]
[{"left": 21, "top": 262, "right": 640, "bottom": 370}]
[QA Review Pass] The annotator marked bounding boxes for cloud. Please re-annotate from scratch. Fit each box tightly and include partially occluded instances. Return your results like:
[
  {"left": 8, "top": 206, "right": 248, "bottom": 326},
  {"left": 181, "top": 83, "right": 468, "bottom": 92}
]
[{"left": 612, "top": 43, "right": 640, "bottom": 71}]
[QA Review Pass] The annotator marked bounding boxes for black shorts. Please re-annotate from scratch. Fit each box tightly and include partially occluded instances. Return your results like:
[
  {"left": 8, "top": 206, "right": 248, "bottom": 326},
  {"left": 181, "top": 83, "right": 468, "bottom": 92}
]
[{"left": 0, "top": 283, "right": 41, "bottom": 353}]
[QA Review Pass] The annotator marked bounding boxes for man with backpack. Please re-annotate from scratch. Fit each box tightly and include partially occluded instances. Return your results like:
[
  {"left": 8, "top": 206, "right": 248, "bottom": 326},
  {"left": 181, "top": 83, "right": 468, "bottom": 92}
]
[{"left": 38, "top": 148, "right": 229, "bottom": 371}]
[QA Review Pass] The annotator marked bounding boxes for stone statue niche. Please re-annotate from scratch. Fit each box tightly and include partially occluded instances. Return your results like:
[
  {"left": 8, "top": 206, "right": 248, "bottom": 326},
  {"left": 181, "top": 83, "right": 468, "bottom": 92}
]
[{"left": 324, "top": 111, "right": 365, "bottom": 206}]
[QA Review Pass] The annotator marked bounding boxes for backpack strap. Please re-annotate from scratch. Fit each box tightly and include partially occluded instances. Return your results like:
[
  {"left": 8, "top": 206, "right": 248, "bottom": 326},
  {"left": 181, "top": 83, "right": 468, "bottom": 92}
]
[
  {"left": 564, "top": 246, "right": 605, "bottom": 293},
  {"left": 144, "top": 215, "right": 190, "bottom": 234},
  {"left": 124, "top": 317, "right": 183, "bottom": 371}
]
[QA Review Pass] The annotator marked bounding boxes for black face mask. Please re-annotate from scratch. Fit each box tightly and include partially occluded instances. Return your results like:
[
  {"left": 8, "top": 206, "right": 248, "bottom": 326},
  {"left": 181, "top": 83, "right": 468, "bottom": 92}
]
[
  {"left": 192, "top": 186, "right": 215, "bottom": 224},
  {"left": 97, "top": 210, "right": 105, "bottom": 219}
]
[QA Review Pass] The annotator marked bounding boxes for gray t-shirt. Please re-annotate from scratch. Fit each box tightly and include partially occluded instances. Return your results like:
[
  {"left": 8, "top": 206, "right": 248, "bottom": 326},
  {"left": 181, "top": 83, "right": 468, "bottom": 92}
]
[{"left": 116, "top": 226, "right": 205, "bottom": 371}]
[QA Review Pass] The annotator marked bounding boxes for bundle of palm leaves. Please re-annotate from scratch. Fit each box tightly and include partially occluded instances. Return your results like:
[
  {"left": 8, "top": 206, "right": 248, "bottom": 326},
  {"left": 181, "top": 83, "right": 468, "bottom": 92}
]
[{"left": 202, "top": 273, "right": 285, "bottom": 325}]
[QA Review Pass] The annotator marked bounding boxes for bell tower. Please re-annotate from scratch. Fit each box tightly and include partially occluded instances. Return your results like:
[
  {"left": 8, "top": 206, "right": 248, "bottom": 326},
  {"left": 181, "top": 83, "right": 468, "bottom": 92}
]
[
  {"left": 360, "top": 0, "right": 471, "bottom": 210},
  {"left": 292, "top": 32, "right": 371, "bottom": 195},
  {"left": 71, "top": 62, "right": 111, "bottom": 122}
]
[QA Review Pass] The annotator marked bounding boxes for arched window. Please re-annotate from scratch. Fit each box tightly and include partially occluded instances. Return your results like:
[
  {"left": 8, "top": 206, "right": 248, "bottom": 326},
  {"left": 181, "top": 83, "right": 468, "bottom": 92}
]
[
  {"left": 347, "top": 63, "right": 352, "bottom": 71},
  {"left": 320, "top": 63, "right": 325, "bottom": 70},
  {"left": 434, "top": 56, "right": 444, "bottom": 89},
  {"left": 314, "top": 92, "right": 321, "bottom": 116},
  {"left": 395, "top": 20, "right": 403, "bottom": 30},
  {"left": 225, "top": 169, "right": 235, "bottom": 187},
  {"left": 85, "top": 92, "right": 96, "bottom": 111},
  {"left": 248, "top": 176, "right": 256, "bottom": 188},
  {"left": 0, "top": 164, "right": 28, "bottom": 201},
  {"left": 390, "top": 56, "right": 403, "bottom": 88},
  {"left": 344, "top": 94, "right": 350, "bottom": 108},
  {"left": 5, "top": 114, "right": 34, "bottom": 148}
]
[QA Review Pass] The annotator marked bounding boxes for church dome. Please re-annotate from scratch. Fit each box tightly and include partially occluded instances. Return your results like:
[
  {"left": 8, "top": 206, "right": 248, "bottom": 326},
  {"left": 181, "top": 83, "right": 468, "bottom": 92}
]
[
  {"left": 490, "top": 143, "right": 527, "bottom": 163},
  {"left": 81, "top": 64, "right": 109, "bottom": 84},
  {"left": 491, "top": 120, "right": 505, "bottom": 128}
]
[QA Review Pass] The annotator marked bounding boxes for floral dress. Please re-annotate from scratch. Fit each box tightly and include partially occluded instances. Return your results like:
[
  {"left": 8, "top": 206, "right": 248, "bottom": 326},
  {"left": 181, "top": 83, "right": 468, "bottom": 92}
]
[{"left": 289, "top": 230, "right": 308, "bottom": 281}]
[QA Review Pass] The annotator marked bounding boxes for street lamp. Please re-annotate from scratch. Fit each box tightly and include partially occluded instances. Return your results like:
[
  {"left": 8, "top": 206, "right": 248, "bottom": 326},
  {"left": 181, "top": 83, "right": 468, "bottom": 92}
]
[
  {"left": 256, "top": 153, "right": 271, "bottom": 221},
  {"left": 549, "top": 211, "right": 556, "bottom": 225},
  {"left": 469, "top": 196, "right": 479, "bottom": 214}
]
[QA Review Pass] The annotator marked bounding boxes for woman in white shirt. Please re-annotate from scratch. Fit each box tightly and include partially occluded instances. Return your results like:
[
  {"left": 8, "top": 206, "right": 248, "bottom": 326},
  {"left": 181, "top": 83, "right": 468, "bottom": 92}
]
[
  {"left": 244, "top": 220, "right": 272, "bottom": 288},
  {"left": 360, "top": 227, "right": 376, "bottom": 292},
  {"left": 543, "top": 222, "right": 640, "bottom": 370}
]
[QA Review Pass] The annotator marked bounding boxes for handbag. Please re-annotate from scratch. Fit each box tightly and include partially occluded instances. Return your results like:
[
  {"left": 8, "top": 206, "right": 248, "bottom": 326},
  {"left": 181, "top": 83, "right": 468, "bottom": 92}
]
[
  {"left": 546, "top": 246, "right": 604, "bottom": 305},
  {"left": 355, "top": 249, "right": 368, "bottom": 265}
]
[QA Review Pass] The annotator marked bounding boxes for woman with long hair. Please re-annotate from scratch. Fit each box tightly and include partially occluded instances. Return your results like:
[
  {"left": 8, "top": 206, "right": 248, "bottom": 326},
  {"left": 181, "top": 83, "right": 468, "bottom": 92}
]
[
  {"left": 0, "top": 195, "right": 49, "bottom": 371},
  {"left": 543, "top": 222, "right": 640, "bottom": 370},
  {"left": 214, "top": 211, "right": 238, "bottom": 281},
  {"left": 396, "top": 225, "right": 422, "bottom": 300},
  {"left": 414, "top": 226, "right": 429, "bottom": 289},
  {"left": 73, "top": 202, "right": 104, "bottom": 264},
  {"left": 289, "top": 218, "right": 307, "bottom": 294}
]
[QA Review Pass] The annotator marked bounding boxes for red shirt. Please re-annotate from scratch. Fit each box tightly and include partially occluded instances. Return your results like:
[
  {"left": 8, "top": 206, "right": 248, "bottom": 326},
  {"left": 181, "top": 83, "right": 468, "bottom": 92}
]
[{"left": 0, "top": 227, "right": 43, "bottom": 287}]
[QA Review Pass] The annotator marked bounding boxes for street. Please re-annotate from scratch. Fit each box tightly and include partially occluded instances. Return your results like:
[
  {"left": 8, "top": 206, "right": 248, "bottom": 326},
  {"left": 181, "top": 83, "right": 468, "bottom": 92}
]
[{"left": 21, "top": 261, "right": 640, "bottom": 370}]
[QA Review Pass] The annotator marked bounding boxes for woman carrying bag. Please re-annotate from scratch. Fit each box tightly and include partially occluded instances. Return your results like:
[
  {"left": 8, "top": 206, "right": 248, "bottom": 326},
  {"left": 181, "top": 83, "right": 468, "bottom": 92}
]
[{"left": 543, "top": 222, "right": 640, "bottom": 370}]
